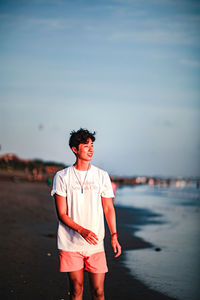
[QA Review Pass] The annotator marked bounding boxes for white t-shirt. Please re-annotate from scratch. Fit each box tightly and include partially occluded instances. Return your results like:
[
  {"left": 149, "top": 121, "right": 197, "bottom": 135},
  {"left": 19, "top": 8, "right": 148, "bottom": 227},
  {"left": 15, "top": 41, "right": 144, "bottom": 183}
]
[{"left": 51, "top": 165, "right": 114, "bottom": 254}]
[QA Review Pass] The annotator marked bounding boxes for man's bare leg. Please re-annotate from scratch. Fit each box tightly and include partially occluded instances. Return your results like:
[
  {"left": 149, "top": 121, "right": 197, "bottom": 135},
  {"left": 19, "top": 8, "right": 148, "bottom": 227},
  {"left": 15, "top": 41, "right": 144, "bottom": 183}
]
[
  {"left": 68, "top": 269, "right": 84, "bottom": 300},
  {"left": 88, "top": 273, "right": 105, "bottom": 300}
]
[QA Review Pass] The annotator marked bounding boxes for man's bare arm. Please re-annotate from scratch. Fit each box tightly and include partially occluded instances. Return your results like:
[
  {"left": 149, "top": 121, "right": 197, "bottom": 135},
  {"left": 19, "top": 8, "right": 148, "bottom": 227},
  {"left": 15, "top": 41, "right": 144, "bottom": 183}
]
[
  {"left": 54, "top": 194, "right": 98, "bottom": 245},
  {"left": 102, "top": 197, "right": 121, "bottom": 257}
]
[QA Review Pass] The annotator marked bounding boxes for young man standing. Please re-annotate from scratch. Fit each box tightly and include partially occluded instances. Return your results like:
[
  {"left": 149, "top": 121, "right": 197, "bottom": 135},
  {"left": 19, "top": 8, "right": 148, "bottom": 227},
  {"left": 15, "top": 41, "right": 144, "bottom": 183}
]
[{"left": 51, "top": 128, "right": 121, "bottom": 300}]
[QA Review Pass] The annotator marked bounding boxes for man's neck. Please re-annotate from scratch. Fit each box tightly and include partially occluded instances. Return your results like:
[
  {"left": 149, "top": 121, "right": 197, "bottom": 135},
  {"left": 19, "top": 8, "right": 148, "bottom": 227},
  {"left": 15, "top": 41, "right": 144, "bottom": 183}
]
[{"left": 73, "top": 160, "right": 90, "bottom": 171}]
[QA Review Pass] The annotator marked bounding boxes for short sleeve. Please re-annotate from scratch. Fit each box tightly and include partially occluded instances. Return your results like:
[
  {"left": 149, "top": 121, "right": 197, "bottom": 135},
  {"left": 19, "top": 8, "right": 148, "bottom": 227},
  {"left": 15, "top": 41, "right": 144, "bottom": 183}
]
[
  {"left": 101, "top": 171, "right": 115, "bottom": 198},
  {"left": 51, "top": 171, "right": 67, "bottom": 197}
]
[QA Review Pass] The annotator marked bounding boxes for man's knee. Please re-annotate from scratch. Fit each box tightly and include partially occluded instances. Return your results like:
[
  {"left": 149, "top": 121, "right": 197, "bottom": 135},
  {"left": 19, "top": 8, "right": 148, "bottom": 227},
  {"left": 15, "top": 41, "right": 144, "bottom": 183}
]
[
  {"left": 71, "top": 280, "right": 83, "bottom": 297},
  {"left": 92, "top": 287, "right": 104, "bottom": 298}
]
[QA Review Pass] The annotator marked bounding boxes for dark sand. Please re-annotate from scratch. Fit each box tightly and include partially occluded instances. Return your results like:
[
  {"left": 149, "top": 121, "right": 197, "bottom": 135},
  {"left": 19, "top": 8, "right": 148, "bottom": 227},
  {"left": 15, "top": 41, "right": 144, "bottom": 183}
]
[{"left": 0, "top": 180, "right": 177, "bottom": 300}]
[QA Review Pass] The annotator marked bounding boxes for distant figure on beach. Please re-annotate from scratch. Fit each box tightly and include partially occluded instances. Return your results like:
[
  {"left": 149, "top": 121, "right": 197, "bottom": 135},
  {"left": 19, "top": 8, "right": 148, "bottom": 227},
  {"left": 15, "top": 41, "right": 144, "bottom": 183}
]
[
  {"left": 51, "top": 128, "right": 121, "bottom": 300},
  {"left": 111, "top": 181, "right": 117, "bottom": 195}
]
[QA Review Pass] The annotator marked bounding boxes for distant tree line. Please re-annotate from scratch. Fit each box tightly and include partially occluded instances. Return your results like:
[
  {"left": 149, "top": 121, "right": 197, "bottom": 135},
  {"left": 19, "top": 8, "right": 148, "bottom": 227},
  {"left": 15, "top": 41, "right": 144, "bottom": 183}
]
[{"left": 0, "top": 154, "right": 65, "bottom": 172}]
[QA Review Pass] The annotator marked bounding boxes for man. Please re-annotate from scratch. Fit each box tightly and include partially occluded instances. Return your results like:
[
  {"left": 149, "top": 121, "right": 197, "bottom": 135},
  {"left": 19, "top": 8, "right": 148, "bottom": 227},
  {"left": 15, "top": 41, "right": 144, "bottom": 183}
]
[{"left": 51, "top": 128, "right": 121, "bottom": 300}]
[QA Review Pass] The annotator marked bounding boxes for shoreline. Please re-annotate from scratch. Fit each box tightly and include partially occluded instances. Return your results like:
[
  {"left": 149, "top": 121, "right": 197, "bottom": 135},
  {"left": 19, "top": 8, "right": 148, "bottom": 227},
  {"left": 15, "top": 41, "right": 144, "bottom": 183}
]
[
  {"left": 0, "top": 181, "right": 177, "bottom": 299},
  {"left": 104, "top": 205, "right": 177, "bottom": 300}
]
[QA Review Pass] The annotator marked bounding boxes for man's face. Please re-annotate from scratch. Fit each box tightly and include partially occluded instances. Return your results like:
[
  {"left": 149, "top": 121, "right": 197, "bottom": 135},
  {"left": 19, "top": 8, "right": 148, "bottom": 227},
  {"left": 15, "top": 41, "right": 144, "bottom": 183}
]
[{"left": 74, "top": 138, "right": 94, "bottom": 161}]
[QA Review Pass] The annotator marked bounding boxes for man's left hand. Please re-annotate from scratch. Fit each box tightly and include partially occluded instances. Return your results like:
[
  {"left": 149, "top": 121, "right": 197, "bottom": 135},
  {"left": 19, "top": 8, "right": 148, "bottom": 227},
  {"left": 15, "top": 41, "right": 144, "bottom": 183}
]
[{"left": 111, "top": 236, "right": 121, "bottom": 258}]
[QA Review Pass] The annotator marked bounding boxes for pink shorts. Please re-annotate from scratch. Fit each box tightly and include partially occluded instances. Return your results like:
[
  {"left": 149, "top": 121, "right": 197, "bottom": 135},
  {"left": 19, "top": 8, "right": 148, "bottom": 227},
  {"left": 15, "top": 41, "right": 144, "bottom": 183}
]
[{"left": 59, "top": 251, "right": 108, "bottom": 273}]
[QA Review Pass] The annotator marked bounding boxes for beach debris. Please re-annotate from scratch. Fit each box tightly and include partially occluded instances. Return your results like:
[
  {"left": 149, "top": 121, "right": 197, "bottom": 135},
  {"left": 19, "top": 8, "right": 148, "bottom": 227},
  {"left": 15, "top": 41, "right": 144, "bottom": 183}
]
[
  {"left": 47, "top": 252, "right": 52, "bottom": 256},
  {"left": 46, "top": 232, "right": 57, "bottom": 238},
  {"left": 155, "top": 247, "right": 162, "bottom": 251}
]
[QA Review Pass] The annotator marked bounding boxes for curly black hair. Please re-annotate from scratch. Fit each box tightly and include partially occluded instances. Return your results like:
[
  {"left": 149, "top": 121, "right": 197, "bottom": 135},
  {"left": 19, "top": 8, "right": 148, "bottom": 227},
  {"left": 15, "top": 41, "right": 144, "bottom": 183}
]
[{"left": 69, "top": 128, "right": 96, "bottom": 150}]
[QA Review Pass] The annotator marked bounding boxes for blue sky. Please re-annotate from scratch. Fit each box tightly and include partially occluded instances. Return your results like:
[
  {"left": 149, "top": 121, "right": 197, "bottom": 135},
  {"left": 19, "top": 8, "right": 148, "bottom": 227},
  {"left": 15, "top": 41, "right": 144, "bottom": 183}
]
[{"left": 0, "top": 0, "right": 200, "bottom": 177}]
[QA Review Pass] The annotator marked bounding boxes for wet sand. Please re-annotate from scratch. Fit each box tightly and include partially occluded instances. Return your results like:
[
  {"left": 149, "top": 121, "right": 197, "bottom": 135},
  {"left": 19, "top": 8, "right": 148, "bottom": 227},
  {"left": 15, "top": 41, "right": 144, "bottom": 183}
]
[{"left": 0, "top": 180, "right": 177, "bottom": 299}]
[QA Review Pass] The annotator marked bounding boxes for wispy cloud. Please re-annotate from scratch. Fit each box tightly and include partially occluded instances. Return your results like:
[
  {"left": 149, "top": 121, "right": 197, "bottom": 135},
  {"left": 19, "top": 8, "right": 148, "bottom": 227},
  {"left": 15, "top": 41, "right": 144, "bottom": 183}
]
[
  {"left": 27, "top": 17, "right": 71, "bottom": 29},
  {"left": 1, "top": 0, "right": 199, "bottom": 48},
  {"left": 180, "top": 59, "right": 200, "bottom": 68},
  {"left": 109, "top": 29, "right": 199, "bottom": 46}
]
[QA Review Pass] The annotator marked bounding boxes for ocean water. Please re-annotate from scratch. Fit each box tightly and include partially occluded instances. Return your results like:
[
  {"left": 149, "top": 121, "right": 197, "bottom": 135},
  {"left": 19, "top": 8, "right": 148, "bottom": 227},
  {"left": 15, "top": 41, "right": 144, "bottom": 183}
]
[{"left": 115, "top": 183, "right": 200, "bottom": 300}]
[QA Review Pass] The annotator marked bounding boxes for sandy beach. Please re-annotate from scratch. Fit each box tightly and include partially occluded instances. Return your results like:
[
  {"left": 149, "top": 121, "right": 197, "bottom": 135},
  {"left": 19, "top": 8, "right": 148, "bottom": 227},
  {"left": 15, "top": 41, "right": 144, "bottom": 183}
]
[{"left": 0, "top": 178, "right": 177, "bottom": 300}]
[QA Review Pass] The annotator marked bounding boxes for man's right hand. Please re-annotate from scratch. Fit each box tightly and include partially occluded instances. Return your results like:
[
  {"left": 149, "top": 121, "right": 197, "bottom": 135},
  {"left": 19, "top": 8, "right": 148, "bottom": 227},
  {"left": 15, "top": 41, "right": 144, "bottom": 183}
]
[{"left": 78, "top": 227, "right": 98, "bottom": 245}]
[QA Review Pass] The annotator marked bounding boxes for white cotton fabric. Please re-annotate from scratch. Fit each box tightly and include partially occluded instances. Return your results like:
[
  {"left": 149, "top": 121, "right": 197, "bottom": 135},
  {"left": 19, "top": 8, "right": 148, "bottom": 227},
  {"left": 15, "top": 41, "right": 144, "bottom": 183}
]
[{"left": 51, "top": 165, "right": 114, "bottom": 254}]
